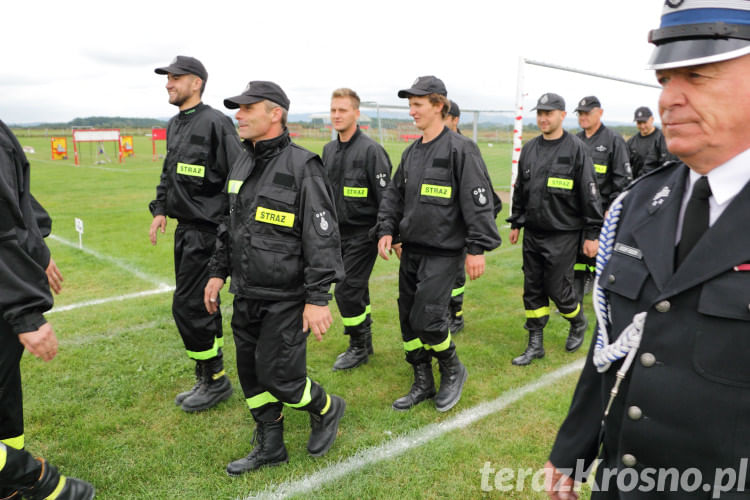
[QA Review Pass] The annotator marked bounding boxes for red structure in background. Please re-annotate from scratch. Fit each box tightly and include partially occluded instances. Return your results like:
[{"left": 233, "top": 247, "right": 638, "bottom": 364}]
[{"left": 152, "top": 128, "right": 167, "bottom": 161}]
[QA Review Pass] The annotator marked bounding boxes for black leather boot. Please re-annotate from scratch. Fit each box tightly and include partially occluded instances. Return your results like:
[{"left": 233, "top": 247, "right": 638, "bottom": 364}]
[
  {"left": 511, "top": 330, "right": 545, "bottom": 366},
  {"left": 392, "top": 363, "right": 436, "bottom": 411},
  {"left": 565, "top": 311, "right": 588, "bottom": 353},
  {"left": 226, "top": 417, "right": 289, "bottom": 476},
  {"left": 307, "top": 395, "right": 346, "bottom": 457},
  {"left": 181, "top": 355, "right": 233, "bottom": 412},
  {"left": 21, "top": 458, "right": 95, "bottom": 500},
  {"left": 365, "top": 330, "right": 374, "bottom": 356},
  {"left": 332, "top": 333, "right": 369, "bottom": 371},
  {"left": 174, "top": 361, "right": 202, "bottom": 405},
  {"left": 434, "top": 352, "right": 468, "bottom": 412}
]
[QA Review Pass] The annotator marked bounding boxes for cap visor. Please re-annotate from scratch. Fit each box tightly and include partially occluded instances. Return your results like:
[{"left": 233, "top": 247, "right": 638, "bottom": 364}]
[
  {"left": 647, "top": 38, "right": 750, "bottom": 70},
  {"left": 397, "top": 88, "right": 430, "bottom": 98},
  {"left": 154, "top": 65, "right": 189, "bottom": 76},
  {"left": 224, "top": 95, "right": 263, "bottom": 109}
]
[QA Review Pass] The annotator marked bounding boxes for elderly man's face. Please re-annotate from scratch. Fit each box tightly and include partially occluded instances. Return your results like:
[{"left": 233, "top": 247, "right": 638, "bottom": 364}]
[{"left": 657, "top": 54, "right": 750, "bottom": 172}]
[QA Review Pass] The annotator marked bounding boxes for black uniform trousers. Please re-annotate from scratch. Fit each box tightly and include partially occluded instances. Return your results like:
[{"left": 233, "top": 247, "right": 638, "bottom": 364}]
[
  {"left": 334, "top": 231, "right": 378, "bottom": 336},
  {"left": 0, "top": 319, "right": 25, "bottom": 450},
  {"left": 0, "top": 443, "right": 45, "bottom": 496},
  {"left": 450, "top": 250, "right": 467, "bottom": 320},
  {"left": 231, "top": 296, "right": 328, "bottom": 423},
  {"left": 398, "top": 247, "right": 463, "bottom": 365},
  {"left": 173, "top": 223, "right": 223, "bottom": 360},
  {"left": 522, "top": 229, "right": 581, "bottom": 331}
]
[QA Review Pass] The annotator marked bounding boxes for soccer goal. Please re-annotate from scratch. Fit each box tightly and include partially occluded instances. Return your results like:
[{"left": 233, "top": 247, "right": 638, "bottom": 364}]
[{"left": 72, "top": 128, "right": 123, "bottom": 166}]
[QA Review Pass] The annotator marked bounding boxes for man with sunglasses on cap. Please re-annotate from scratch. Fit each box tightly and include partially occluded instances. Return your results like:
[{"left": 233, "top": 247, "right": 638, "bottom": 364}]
[
  {"left": 572, "top": 96, "right": 632, "bottom": 303},
  {"left": 507, "top": 93, "right": 602, "bottom": 367},
  {"left": 323, "top": 88, "right": 392, "bottom": 371},
  {"left": 204, "top": 81, "right": 346, "bottom": 475},
  {"left": 148, "top": 56, "right": 241, "bottom": 413},
  {"left": 626, "top": 106, "right": 676, "bottom": 179},
  {"left": 546, "top": 2, "right": 750, "bottom": 497},
  {"left": 375, "top": 76, "right": 501, "bottom": 412}
]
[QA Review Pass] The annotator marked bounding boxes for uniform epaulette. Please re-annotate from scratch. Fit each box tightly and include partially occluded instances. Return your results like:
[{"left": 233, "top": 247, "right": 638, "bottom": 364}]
[{"left": 622, "top": 160, "right": 681, "bottom": 192}]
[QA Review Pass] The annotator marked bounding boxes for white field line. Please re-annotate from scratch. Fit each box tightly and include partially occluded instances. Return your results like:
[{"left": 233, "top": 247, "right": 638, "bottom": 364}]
[
  {"left": 29, "top": 156, "right": 138, "bottom": 172},
  {"left": 47, "top": 284, "right": 175, "bottom": 314},
  {"left": 48, "top": 234, "right": 170, "bottom": 287},
  {"left": 239, "top": 359, "right": 585, "bottom": 500}
]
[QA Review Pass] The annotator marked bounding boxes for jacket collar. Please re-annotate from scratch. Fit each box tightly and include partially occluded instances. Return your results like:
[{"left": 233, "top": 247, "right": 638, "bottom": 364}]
[
  {"left": 178, "top": 102, "right": 205, "bottom": 120},
  {"left": 247, "top": 129, "right": 291, "bottom": 160},
  {"left": 337, "top": 126, "right": 361, "bottom": 150}
]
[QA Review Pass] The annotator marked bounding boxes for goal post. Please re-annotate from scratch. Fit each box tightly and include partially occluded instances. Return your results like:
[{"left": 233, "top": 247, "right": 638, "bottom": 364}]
[{"left": 72, "top": 128, "right": 122, "bottom": 165}]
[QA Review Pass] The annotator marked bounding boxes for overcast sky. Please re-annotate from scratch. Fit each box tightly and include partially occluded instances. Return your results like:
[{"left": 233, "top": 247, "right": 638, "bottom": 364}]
[{"left": 2, "top": 0, "right": 666, "bottom": 125}]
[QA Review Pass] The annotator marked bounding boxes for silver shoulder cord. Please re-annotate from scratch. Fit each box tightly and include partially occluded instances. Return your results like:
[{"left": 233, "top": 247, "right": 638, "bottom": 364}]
[{"left": 592, "top": 190, "right": 648, "bottom": 421}]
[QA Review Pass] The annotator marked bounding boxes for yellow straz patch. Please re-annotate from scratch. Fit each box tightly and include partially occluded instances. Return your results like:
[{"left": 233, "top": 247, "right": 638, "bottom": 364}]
[
  {"left": 176, "top": 163, "right": 205, "bottom": 177},
  {"left": 343, "top": 186, "right": 368, "bottom": 198},
  {"left": 255, "top": 207, "right": 295, "bottom": 227},
  {"left": 420, "top": 184, "right": 452, "bottom": 198},
  {"left": 594, "top": 164, "right": 607, "bottom": 174},
  {"left": 227, "top": 180, "right": 243, "bottom": 194},
  {"left": 547, "top": 177, "right": 574, "bottom": 190}
]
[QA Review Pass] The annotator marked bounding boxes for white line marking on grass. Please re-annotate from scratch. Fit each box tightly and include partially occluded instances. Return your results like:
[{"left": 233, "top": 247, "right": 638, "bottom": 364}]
[
  {"left": 240, "top": 359, "right": 585, "bottom": 500},
  {"left": 48, "top": 234, "right": 170, "bottom": 287},
  {"left": 47, "top": 284, "right": 175, "bottom": 314}
]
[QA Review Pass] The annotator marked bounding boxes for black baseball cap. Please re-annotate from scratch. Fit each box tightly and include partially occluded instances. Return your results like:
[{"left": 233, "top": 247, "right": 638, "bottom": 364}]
[
  {"left": 575, "top": 96, "right": 601, "bottom": 113},
  {"left": 154, "top": 56, "right": 208, "bottom": 81},
  {"left": 447, "top": 100, "right": 460, "bottom": 118},
  {"left": 633, "top": 106, "right": 653, "bottom": 122},
  {"left": 531, "top": 93, "right": 565, "bottom": 111},
  {"left": 398, "top": 76, "right": 447, "bottom": 98},
  {"left": 224, "top": 81, "right": 290, "bottom": 110}
]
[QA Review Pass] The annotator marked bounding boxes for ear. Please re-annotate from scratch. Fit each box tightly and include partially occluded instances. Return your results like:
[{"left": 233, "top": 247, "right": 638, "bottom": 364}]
[
  {"left": 270, "top": 106, "right": 283, "bottom": 124},
  {"left": 192, "top": 76, "right": 203, "bottom": 93}
]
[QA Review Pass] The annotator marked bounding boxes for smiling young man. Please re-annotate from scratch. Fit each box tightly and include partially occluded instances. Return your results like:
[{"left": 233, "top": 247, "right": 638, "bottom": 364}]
[
  {"left": 148, "top": 56, "right": 241, "bottom": 413},
  {"left": 375, "top": 76, "right": 501, "bottom": 412},
  {"left": 322, "top": 88, "right": 392, "bottom": 371},
  {"left": 507, "top": 93, "right": 602, "bottom": 366},
  {"left": 204, "top": 81, "right": 346, "bottom": 475}
]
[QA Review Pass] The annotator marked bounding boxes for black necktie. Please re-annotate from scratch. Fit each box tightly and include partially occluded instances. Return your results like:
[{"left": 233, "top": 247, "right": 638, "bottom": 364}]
[{"left": 676, "top": 176, "right": 712, "bottom": 267}]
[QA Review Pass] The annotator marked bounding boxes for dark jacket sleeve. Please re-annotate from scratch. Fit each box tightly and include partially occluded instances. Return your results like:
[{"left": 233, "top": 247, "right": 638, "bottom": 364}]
[
  {"left": 576, "top": 144, "right": 604, "bottom": 240},
  {"left": 366, "top": 143, "right": 393, "bottom": 211},
  {"left": 300, "top": 157, "right": 344, "bottom": 305},
  {"left": 607, "top": 134, "right": 633, "bottom": 207},
  {"left": 208, "top": 216, "right": 230, "bottom": 281},
  {"left": 507, "top": 145, "right": 528, "bottom": 229},
  {"left": 457, "top": 142, "right": 501, "bottom": 254},
  {"left": 374, "top": 151, "right": 407, "bottom": 240},
  {"left": 214, "top": 116, "right": 242, "bottom": 183},
  {"left": 626, "top": 135, "right": 643, "bottom": 179}
]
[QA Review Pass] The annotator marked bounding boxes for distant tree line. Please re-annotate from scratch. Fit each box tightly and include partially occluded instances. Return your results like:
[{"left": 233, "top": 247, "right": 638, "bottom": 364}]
[{"left": 15, "top": 116, "right": 168, "bottom": 129}]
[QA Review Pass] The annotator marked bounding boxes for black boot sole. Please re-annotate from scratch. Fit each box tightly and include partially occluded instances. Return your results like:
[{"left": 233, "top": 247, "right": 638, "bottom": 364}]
[
  {"left": 391, "top": 391, "right": 436, "bottom": 411},
  {"left": 226, "top": 455, "right": 289, "bottom": 476},
  {"left": 181, "top": 385, "right": 233, "bottom": 413}
]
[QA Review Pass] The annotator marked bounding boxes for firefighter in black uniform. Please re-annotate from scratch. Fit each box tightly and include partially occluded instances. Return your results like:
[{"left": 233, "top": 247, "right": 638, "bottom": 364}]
[
  {"left": 323, "top": 88, "right": 392, "bottom": 371},
  {"left": 572, "top": 96, "right": 631, "bottom": 302},
  {"left": 0, "top": 120, "right": 94, "bottom": 499},
  {"left": 626, "top": 106, "right": 676, "bottom": 179},
  {"left": 375, "top": 76, "right": 501, "bottom": 412},
  {"left": 546, "top": 3, "right": 750, "bottom": 497},
  {"left": 149, "top": 56, "right": 241, "bottom": 412},
  {"left": 204, "top": 81, "right": 346, "bottom": 475},
  {"left": 507, "top": 93, "right": 602, "bottom": 366}
]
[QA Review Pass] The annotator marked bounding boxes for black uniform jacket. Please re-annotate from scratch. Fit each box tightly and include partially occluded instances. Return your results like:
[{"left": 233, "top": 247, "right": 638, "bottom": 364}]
[
  {"left": 626, "top": 127, "right": 676, "bottom": 179},
  {"left": 508, "top": 131, "right": 603, "bottom": 240},
  {"left": 375, "top": 127, "right": 501, "bottom": 256},
  {"left": 550, "top": 162, "right": 750, "bottom": 496},
  {"left": 208, "top": 131, "right": 344, "bottom": 305},
  {"left": 577, "top": 125, "right": 632, "bottom": 210},
  {"left": 0, "top": 120, "right": 53, "bottom": 334},
  {"left": 149, "top": 103, "right": 242, "bottom": 226},
  {"left": 322, "top": 127, "right": 392, "bottom": 234}
]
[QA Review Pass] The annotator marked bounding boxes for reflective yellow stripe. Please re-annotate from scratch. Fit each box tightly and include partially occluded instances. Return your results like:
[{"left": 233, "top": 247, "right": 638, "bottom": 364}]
[
  {"left": 427, "top": 333, "right": 452, "bottom": 352},
  {"left": 574, "top": 263, "right": 588, "bottom": 271},
  {"left": 247, "top": 391, "right": 280, "bottom": 409},
  {"left": 525, "top": 306, "right": 550, "bottom": 318},
  {"left": 451, "top": 286, "right": 465, "bottom": 297},
  {"left": 1, "top": 435, "right": 24, "bottom": 450},
  {"left": 594, "top": 163, "right": 607, "bottom": 174},
  {"left": 285, "top": 377, "right": 312, "bottom": 408},
  {"left": 547, "top": 177, "right": 574, "bottom": 190},
  {"left": 420, "top": 184, "right": 452, "bottom": 198},
  {"left": 186, "top": 338, "right": 219, "bottom": 361},
  {"left": 320, "top": 394, "right": 332, "bottom": 415},
  {"left": 0, "top": 443, "right": 6, "bottom": 471},
  {"left": 256, "top": 207, "right": 295, "bottom": 228},
  {"left": 340, "top": 304, "right": 371, "bottom": 327},
  {"left": 455, "top": 310, "right": 463, "bottom": 317},
  {"left": 560, "top": 303, "right": 581, "bottom": 319},
  {"left": 46, "top": 475, "right": 66, "bottom": 500},
  {"left": 176, "top": 162, "right": 205, "bottom": 178},
  {"left": 217, "top": 336, "right": 225, "bottom": 348},
  {"left": 403, "top": 338, "right": 424, "bottom": 352},
  {"left": 211, "top": 370, "right": 226, "bottom": 381},
  {"left": 343, "top": 186, "right": 368, "bottom": 198},
  {"left": 227, "top": 180, "right": 243, "bottom": 194}
]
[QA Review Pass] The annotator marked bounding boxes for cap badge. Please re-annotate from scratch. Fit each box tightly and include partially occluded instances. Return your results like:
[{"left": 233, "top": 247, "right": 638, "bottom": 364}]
[
  {"left": 413, "top": 77, "right": 420, "bottom": 86},
  {"left": 580, "top": 99, "right": 586, "bottom": 106},
  {"left": 540, "top": 94, "right": 549, "bottom": 104},
  {"left": 244, "top": 82, "right": 252, "bottom": 92},
  {"left": 170, "top": 57, "right": 178, "bottom": 64}
]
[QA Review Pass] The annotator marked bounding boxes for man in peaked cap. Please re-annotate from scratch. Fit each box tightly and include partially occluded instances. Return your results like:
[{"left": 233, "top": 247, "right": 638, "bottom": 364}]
[
  {"left": 149, "top": 55, "right": 241, "bottom": 412},
  {"left": 626, "top": 106, "right": 676, "bottom": 179},
  {"left": 204, "top": 80, "right": 346, "bottom": 474},
  {"left": 507, "top": 93, "right": 602, "bottom": 366},
  {"left": 375, "top": 76, "right": 501, "bottom": 412},
  {"left": 546, "top": 2, "right": 750, "bottom": 498}
]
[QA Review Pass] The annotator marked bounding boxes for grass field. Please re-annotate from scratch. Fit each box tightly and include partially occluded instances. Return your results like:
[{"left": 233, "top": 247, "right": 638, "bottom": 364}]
[{"left": 16, "top": 132, "right": 594, "bottom": 499}]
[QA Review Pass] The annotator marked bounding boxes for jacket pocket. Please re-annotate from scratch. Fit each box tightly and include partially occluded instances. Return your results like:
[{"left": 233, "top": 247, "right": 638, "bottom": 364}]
[
  {"left": 244, "top": 235, "right": 303, "bottom": 288},
  {"left": 253, "top": 185, "right": 299, "bottom": 234},
  {"left": 545, "top": 165, "right": 575, "bottom": 197},
  {"left": 600, "top": 252, "right": 649, "bottom": 301},
  {"left": 419, "top": 167, "right": 453, "bottom": 206}
]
